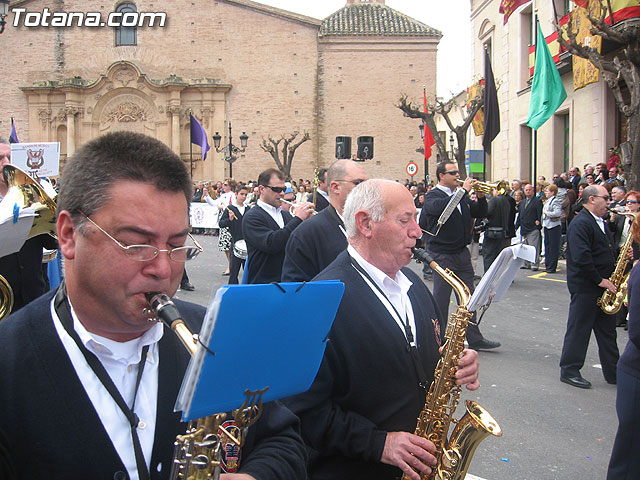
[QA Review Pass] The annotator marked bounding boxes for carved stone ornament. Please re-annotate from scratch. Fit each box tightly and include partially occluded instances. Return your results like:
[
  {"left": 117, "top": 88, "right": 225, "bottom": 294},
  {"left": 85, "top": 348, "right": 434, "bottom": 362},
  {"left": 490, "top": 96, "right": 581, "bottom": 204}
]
[
  {"left": 114, "top": 67, "right": 137, "bottom": 87},
  {"left": 99, "top": 94, "right": 155, "bottom": 133}
]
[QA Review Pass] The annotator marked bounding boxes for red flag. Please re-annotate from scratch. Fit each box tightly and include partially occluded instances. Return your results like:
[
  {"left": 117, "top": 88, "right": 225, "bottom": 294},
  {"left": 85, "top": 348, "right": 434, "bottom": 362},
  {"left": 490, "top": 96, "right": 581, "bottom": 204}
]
[
  {"left": 423, "top": 89, "right": 435, "bottom": 160},
  {"left": 499, "top": 0, "right": 531, "bottom": 25}
]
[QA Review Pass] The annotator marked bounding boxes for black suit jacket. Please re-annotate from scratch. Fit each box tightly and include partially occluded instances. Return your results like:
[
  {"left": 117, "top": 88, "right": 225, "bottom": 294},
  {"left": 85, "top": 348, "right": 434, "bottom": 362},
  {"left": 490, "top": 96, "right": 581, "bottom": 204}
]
[
  {"left": 0, "top": 234, "right": 58, "bottom": 313},
  {"left": 308, "top": 191, "right": 330, "bottom": 212},
  {"left": 218, "top": 204, "right": 248, "bottom": 242},
  {"left": 566, "top": 210, "right": 617, "bottom": 294},
  {"left": 281, "top": 206, "right": 347, "bottom": 282},
  {"left": 284, "top": 251, "right": 442, "bottom": 480},
  {"left": 515, "top": 196, "right": 542, "bottom": 235},
  {"left": 420, "top": 187, "right": 488, "bottom": 253},
  {"left": 0, "top": 291, "right": 307, "bottom": 480},
  {"left": 242, "top": 205, "right": 302, "bottom": 283}
]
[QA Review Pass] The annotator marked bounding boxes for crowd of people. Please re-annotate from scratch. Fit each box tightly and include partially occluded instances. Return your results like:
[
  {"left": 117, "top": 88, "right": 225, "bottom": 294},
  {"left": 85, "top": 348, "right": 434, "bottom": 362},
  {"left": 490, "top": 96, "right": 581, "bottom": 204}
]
[{"left": 0, "top": 131, "right": 638, "bottom": 479}]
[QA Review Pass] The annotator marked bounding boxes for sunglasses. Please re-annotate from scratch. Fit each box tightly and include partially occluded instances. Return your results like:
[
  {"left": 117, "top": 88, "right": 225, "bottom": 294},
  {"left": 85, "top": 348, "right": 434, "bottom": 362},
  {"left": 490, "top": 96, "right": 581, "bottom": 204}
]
[
  {"left": 627, "top": 200, "right": 638, "bottom": 204},
  {"left": 264, "top": 185, "right": 287, "bottom": 193},
  {"left": 443, "top": 170, "right": 459, "bottom": 175}
]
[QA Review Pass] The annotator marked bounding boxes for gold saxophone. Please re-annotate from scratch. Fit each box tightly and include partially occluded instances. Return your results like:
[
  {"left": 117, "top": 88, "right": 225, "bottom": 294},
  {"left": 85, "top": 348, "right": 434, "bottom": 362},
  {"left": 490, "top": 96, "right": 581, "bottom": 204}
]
[
  {"left": 145, "top": 293, "right": 265, "bottom": 480},
  {"left": 598, "top": 210, "right": 637, "bottom": 315},
  {"left": 406, "top": 248, "right": 502, "bottom": 480}
]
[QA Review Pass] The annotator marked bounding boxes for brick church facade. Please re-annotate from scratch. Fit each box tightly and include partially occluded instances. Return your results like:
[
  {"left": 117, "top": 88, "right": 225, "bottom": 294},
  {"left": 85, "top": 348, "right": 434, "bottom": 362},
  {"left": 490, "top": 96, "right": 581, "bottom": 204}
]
[{"left": 4, "top": 0, "right": 440, "bottom": 182}]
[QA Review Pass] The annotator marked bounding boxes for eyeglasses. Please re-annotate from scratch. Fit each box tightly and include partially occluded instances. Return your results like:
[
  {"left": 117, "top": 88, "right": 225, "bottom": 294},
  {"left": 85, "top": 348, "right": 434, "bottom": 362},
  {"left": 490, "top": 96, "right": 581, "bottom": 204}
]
[
  {"left": 78, "top": 211, "right": 203, "bottom": 262},
  {"left": 334, "top": 179, "right": 365, "bottom": 186},
  {"left": 595, "top": 195, "right": 611, "bottom": 201},
  {"left": 264, "top": 185, "right": 287, "bottom": 193},
  {"left": 627, "top": 200, "right": 638, "bottom": 204},
  {"left": 443, "top": 170, "right": 459, "bottom": 175}
]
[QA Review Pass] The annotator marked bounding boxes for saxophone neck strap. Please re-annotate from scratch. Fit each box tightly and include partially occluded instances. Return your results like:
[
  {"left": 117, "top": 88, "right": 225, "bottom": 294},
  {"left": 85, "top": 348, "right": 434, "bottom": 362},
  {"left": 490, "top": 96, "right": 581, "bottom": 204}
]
[
  {"left": 348, "top": 258, "right": 429, "bottom": 389},
  {"left": 54, "top": 284, "right": 151, "bottom": 480}
]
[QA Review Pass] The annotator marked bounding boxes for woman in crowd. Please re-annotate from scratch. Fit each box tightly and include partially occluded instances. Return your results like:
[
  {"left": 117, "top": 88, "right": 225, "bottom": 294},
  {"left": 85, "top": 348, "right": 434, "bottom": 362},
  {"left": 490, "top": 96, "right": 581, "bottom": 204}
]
[
  {"left": 204, "top": 178, "right": 237, "bottom": 275},
  {"left": 542, "top": 184, "right": 563, "bottom": 273},
  {"left": 607, "top": 213, "right": 640, "bottom": 479}
]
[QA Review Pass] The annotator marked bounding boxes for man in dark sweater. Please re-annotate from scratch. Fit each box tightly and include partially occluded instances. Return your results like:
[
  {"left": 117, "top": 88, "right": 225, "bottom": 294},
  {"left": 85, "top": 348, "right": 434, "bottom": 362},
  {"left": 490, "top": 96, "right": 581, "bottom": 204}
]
[
  {"left": 285, "top": 179, "right": 480, "bottom": 480},
  {"left": 281, "top": 159, "right": 367, "bottom": 282},
  {"left": 0, "top": 132, "right": 307, "bottom": 480},
  {"left": 420, "top": 162, "right": 500, "bottom": 350},
  {"left": 242, "top": 168, "right": 314, "bottom": 283},
  {"left": 482, "top": 190, "right": 516, "bottom": 273}
]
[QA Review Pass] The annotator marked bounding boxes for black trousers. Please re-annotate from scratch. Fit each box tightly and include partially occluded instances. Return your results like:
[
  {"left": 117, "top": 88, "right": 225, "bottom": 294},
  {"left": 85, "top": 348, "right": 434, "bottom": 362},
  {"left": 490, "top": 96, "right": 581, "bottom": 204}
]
[
  {"left": 228, "top": 252, "right": 244, "bottom": 285},
  {"left": 559, "top": 291, "right": 619, "bottom": 381},
  {"left": 544, "top": 225, "right": 562, "bottom": 272},
  {"left": 482, "top": 237, "right": 510, "bottom": 273},
  {"left": 427, "top": 248, "right": 484, "bottom": 345},
  {"left": 607, "top": 367, "right": 640, "bottom": 479}
]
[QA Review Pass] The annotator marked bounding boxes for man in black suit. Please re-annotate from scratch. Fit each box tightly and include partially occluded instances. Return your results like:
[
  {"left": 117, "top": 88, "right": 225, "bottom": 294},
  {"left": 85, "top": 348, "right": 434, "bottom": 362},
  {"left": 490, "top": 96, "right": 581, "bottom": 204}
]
[
  {"left": 482, "top": 189, "right": 516, "bottom": 273},
  {"left": 568, "top": 166, "right": 581, "bottom": 194},
  {"left": 281, "top": 159, "right": 367, "bottom": 282},
  {"left": 285, "top": 179, "right": 480, "bottom": 480},
  {"left": 243, "top": 168, "right": 314, "bottom": 283},
  {"left": 218, "top": 185, "right": 250, "bottom": 284},
  {"left": 420, "top": 162, "right": 500, "bottom": 350},
  {"left": 308, "top": 167, "right": 330, "bottom": 212},
  {"left": 0, "top": 132, "right": 307, "bottom": 480},
  {"left": 516, "top": 183, "right": 543, "bottom": 270},
  {"left": 559, "top": 184, "right": 619, "bottom": 389}
]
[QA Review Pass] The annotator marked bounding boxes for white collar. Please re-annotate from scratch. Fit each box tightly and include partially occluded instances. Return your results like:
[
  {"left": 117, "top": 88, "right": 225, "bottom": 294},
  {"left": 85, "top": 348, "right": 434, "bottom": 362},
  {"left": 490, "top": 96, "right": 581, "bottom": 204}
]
[
  {"left": 69, "top": 298, "right": 163, "bottom": 365},
  {"left": 257, "top": 199, "right": 282, "bottom": 215},
  {"left": 436, "top": 184, "right": 458, "bottom": 196},
  {"left": 347, "top": 244, "right": 412, "bottom": 292}
]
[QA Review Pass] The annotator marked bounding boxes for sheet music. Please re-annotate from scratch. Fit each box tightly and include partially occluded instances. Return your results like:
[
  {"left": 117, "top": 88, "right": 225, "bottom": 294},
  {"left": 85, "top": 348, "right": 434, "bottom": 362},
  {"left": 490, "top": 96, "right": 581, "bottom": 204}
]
[
  {"left": 0, "top": 205, "right": 37, "bottom": 257},
  {"left": 467, "top": 244, "right": 536, "bottom": 312}
]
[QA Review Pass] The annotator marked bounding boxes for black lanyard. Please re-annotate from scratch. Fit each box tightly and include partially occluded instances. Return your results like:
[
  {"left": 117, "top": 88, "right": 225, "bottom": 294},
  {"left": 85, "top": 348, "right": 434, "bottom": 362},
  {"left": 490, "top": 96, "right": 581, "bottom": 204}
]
[
  {"left": 349, "top": 258, "right": 429, "bottom": 389},
  {"left": 54, "top": 285, "right": 151, "bottom": 480}
]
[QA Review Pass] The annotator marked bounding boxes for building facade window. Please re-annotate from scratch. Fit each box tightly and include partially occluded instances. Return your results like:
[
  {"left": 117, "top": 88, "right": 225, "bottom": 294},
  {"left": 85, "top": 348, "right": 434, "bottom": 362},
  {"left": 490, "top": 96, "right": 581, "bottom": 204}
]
[{"left": 115, "top": 3, "right": 137, "bottom": 46}]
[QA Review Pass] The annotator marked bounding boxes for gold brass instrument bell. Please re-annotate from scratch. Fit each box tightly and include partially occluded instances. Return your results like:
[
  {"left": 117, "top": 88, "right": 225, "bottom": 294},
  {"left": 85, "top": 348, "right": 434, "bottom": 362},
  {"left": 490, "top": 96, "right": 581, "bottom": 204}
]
[
  {"left": 0, "top": 164, "right": 58, "bottom": 240},
  {"left": 0, "top": 275, "right": 14, "bottom": 321},
  {"left": 457, "top": 178, "right": 507, "bottom": 195}
]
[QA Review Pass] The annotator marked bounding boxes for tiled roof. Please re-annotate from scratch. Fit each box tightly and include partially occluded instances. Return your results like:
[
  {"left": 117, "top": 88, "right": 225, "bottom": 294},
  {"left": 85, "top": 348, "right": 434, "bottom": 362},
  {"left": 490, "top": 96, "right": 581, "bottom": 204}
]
[{"left": 320, "top": 4, "right": 441, "bottom": 38}]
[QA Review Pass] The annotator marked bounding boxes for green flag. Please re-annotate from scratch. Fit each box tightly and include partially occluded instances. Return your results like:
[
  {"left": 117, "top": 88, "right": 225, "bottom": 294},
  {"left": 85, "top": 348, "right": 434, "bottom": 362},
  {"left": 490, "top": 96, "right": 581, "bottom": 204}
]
[{"left": 526, "top": 22, "right": 567, "bottom": 130}]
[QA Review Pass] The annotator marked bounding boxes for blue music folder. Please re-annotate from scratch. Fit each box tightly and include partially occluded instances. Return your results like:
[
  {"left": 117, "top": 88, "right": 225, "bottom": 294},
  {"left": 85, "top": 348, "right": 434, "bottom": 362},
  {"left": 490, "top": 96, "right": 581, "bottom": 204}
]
[{"left": 175, "top": 281, "right": 344, "bottom": 421}]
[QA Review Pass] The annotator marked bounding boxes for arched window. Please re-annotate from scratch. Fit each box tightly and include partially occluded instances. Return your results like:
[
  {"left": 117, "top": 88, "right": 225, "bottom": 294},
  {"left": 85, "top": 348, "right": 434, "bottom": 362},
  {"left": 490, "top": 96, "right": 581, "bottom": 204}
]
[{"left": 115, "top": 3, "right": 137, "bottom": 46}]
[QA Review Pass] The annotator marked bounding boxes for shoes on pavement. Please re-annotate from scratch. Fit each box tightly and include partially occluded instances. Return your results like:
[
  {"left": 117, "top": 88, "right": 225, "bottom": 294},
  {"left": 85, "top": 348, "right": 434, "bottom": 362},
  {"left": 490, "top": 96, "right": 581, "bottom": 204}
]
[
  {"left": 180, "top": 282, "right": 195, "bottom": 291},
  {"left": 531, "top": 267, "right": 539, "bottom": 271},
  {"left": 222, "top": 271, "right": 230, "bottom": 276},
  {"left": 605, "top": 378, "right": 617, "bottom": 385},
  {"left": 545, "top": 270, "right": 556, "bottom": 273},
  {"left": 520, "top": 266, "right": 529, "bottom": 270},
  {"left": 560, "top": 374, "right": 592, "bottom": 389},
  {"left": 468, "top": 339, "right": 501, "bottom": 351},
  {"left": 616, "top": 321, "right": 627, "bottom": 328}
]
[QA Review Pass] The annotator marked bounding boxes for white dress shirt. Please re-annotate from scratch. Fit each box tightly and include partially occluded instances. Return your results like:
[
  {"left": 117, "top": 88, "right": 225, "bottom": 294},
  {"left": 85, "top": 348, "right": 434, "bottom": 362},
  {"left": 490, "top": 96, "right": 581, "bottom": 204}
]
[
  {"left": 51, "top": 298, "right": 163, "bottom": 480},
  {"left": 587, "top": 208, "right": 607, "bottom": 234},
  {"left": 348, "top": 245, "right": 418, "bottom": 346},
  {"left": 257, "top": 199, "right": 285, "bottom": 228}
]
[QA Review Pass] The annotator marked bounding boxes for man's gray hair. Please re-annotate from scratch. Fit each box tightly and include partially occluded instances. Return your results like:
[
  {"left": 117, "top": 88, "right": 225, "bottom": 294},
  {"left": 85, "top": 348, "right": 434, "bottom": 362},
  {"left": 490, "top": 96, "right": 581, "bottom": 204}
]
[
  {"left": 582, "top": 185, "right": 602, "bottom": 203},
  {"left": 343, "top": 179, "right": 388, "bottom": 238},
  {"left": 0, "top": 137, "right": 9, "bottom": 145}
]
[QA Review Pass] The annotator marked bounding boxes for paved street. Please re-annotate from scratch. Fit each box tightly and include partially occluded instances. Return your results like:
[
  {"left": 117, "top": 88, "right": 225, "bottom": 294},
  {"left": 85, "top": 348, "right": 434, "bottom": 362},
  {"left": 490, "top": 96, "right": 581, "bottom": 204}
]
[{"left": 178, "top": 233, "right": 627, "bottom": 480}]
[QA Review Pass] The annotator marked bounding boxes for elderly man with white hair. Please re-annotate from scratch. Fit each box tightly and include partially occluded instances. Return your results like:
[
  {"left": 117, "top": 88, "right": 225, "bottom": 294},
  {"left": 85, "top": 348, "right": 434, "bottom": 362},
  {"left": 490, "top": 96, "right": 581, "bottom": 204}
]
[{"left": 285, "top": 179, "right": 480, "bottom": 480}]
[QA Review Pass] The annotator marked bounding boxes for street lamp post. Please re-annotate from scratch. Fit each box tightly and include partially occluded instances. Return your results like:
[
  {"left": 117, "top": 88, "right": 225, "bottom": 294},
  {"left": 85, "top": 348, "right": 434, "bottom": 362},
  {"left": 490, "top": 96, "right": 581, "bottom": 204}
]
[
  {"left": 212, "top": 123, "right": 248, "bottom": 179},
  {"left": 449, "top": 133, "right": 455, "bottom": 162}
]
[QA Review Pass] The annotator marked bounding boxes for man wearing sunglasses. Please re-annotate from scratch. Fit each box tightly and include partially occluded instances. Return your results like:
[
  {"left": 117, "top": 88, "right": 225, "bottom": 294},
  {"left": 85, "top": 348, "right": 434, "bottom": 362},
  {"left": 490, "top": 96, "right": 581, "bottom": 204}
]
[
  {"left": 0, "top": 132, "right": 306, "bottom": 479},
  {"left": 243, "top": 168, "right": 314, "bottom": 284},
  {"left": 282, "top": 159, "right": 368, "bottom": 282},
  {"left": 420, "top": 162, "right": 500, "bottom": 351}
]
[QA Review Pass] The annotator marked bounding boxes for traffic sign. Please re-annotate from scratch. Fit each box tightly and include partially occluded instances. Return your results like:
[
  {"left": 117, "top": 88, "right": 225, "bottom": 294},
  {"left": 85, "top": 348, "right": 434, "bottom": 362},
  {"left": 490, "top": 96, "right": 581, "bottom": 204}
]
[{"left": 406, "top": 161, "right": 418, "bottom": 177}]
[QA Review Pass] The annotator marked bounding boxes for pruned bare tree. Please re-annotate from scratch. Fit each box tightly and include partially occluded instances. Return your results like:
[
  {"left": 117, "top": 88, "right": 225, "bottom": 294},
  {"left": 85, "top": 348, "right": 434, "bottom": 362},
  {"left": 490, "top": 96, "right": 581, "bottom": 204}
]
[
  {"left": 397, "top": 93, "right": 484, "bottom": 179},
  {"left": 260, "top": 131, "right": 311, "bottom": 181},
  {"left": 557, "top": 11, "right": 640, "bottom": 188}
]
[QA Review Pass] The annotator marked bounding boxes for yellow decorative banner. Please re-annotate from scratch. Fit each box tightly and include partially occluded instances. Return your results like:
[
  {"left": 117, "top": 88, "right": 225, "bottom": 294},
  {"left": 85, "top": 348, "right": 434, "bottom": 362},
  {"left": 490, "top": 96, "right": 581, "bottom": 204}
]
[
  {"left": 572, "top": 0, "right": 602, "bottom": 91},
  {"left": 467, "top": 81, "right": 485, "bottom": 136}
]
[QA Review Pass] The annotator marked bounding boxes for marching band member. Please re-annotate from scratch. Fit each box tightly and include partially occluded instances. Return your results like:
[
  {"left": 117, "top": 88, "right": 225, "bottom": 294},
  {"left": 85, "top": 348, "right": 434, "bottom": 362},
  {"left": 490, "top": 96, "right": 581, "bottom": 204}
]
[{"left": 0, "top": 132, "right": 306, "bottom": 480}]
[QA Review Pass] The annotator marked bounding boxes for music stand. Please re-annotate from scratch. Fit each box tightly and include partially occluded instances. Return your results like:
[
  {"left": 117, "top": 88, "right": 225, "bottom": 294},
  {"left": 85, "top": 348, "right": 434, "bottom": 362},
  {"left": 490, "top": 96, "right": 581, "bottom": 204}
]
[{"left": 176, "top": 281, "right": 345, "bottom": 421}]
